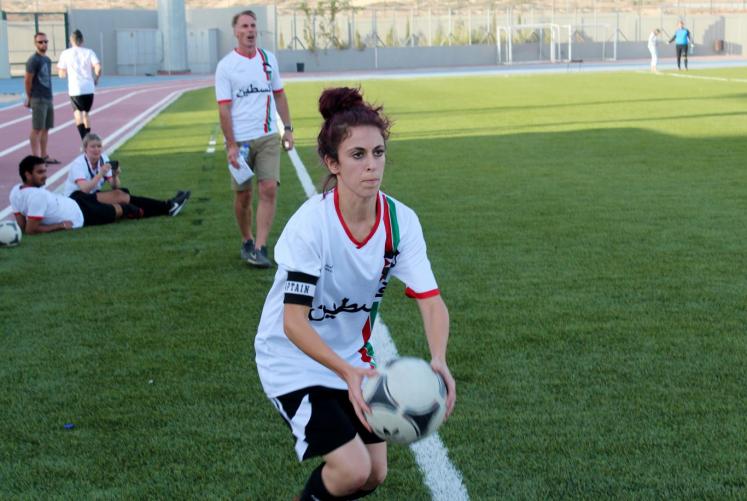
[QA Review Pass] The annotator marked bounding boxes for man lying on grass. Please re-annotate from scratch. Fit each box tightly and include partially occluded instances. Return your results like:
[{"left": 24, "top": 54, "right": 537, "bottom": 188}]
[{"left": 11, "top": 155, "right": 155, "bottom": 234}]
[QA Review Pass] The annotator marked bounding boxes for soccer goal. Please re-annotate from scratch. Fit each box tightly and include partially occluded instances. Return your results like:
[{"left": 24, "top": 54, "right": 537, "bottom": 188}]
[
  {"left": 497, "top": 23, "right": 618, "bottom": 65},
  {"left": 566, "top": 23, "right": 618, "bottom": 62},
  {"left": 496, "top": 23, "right": 567, "bottom": 65}
]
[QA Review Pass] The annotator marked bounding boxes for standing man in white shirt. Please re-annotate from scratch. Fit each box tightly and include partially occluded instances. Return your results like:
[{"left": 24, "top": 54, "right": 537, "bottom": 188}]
[
  {"left": 57, "top": 30, "right": 101, "bottom": 140},
  {"left": 215, "top": 9, "right": 294, "bottom": 268}
]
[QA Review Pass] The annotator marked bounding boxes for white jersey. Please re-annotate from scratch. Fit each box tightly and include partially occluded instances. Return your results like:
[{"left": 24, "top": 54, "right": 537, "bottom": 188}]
[
  {"left": 214, "top": 48, "right": 284, "bottom": 142},
  {"left": 57, "top": 46, "right": 99, "bottom": 96},
  {"left": 648, "top": 32, "right": 659, "bottom": 52},
  {"left": 255, "top": 190, "right": 440, "bottom": 398},
  {"left": 10, "top": 184, "right": 84, "bottom": 229},
  {"left": 63, "top": 153, "right": 112, "bottom": 196}
]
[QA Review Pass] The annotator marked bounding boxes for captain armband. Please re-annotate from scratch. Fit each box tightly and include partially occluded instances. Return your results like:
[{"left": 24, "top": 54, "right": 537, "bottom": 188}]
[{"left": 284, "top": 271, "right": 319, "bottom": 306}]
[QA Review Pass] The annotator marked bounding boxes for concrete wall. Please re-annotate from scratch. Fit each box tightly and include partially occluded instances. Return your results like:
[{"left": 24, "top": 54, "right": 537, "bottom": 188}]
[
  {"left": 277, "top": 44, "right": 498, "bottom": 73},
  {"left": 187, "top": 6, "right": 273, "bottom": 62},
  {"left": 0, "top": 17, "right": 10, "bottom": 79},
  {"left": 724, "top": 14, "right": 747, "bottom": 56},
  {"left": 158, "top": 0, "right": 189, "bottom": 73},
  {"left": 68, "top": 6, "right": 272, "bottom": 75},
  {"left": 68, "top": 9, "right": 158, "bottom": 75}
]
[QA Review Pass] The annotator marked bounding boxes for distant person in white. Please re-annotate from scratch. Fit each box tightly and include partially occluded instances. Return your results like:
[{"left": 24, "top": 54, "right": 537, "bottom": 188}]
[
  {"left": 648, "top": 29, "right": 661, "bottom": 73},
  {"left": 57, "top": 29, "right": 101, "bottom": 140}
]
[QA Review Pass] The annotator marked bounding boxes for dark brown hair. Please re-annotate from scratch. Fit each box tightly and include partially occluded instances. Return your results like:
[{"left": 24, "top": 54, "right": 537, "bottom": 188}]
[
  {"left": 317, "top": 87, "right": 391, "bottom": 193},
  {"left": 19, "top": 155, "right": 45, "bottom": 183},
  {"left": 71, "top": 29, "right": 84, "bottom": 45}
]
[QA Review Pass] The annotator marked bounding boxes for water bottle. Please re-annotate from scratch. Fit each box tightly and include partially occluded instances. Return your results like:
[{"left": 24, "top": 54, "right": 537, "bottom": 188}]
[{"left": 239, "top": 142, "right": 250, "bottom": 166}]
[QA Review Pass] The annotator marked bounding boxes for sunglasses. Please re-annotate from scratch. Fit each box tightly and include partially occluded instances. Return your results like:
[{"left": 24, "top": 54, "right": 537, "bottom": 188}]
[{"left": 36, "top": 40, "right": 49, "bottom": 44}]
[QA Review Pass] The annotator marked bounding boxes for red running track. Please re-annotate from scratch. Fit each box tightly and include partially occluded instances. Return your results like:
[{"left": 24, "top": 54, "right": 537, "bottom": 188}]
[{"left": 0, "top": 77, "right": 213, "bottom": 220}]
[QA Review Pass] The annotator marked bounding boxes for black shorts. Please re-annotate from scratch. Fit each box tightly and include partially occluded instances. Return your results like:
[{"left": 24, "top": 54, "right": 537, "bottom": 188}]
[
  {"left": 271, "top": 386, "right": 384, "bottom": 462},
  {"left": 70, "top": 94, "right": 94, "bottom": 112},
  {"left": 70, "top": 191, "right": 116, "bottom": 226}
]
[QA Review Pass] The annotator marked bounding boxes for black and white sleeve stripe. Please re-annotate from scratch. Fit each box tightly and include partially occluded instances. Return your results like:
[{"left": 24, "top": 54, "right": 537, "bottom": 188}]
[{"left": 284, "top": 271, "right": 319, "bottom": 306}]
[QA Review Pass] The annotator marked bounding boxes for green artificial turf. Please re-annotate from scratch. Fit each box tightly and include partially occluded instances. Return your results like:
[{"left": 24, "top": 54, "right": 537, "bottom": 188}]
[{"left": 2, "top": 68, "right": 746, "bottom": 499}]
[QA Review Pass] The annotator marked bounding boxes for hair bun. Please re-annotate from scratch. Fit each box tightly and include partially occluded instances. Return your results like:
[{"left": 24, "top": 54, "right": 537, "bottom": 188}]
[{"left": 319, "top": 87, "right": 365, "bottom": 120}]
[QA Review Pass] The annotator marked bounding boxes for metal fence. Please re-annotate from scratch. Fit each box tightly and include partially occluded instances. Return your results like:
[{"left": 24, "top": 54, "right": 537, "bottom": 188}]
[
  {"left": 5, "top": 12, "right": 67, "bottom": 76},
  {"left": 273, "top": 6, "right": 729, "bottom": 53}
]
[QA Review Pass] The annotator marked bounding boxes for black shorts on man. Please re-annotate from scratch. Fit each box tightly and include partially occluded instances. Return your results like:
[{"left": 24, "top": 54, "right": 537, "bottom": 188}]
[
  {"left": 70, "top": 94, "right": 94, "bottom": 112},
  {"left": 272, "top": 386, "right": 384, "bottom": 461}
]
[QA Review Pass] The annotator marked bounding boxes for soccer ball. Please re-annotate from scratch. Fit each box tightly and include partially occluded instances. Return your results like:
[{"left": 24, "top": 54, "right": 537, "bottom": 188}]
[
  {"left": 0, "top": 221, "right": 22, "bottom": 247},
  {"left": 362, "top": 357, "right": 447, "bottom": 444}
]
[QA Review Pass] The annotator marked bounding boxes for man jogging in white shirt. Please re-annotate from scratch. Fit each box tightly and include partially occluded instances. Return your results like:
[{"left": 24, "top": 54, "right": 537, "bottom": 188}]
[
  {"left": 215, "top": 9, "right": 294, "bottom": 268},
  {"left": 57, "top": 29, "right": 101, "bottom": 140}
]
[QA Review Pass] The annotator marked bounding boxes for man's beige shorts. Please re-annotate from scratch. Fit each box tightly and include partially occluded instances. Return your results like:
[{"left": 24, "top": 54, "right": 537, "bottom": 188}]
[{"left": 230, "top": 134, "right": 281, "bottom": 192}]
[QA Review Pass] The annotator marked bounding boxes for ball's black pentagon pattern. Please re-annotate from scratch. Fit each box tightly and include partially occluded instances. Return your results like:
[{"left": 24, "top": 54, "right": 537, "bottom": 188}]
[
  {"left": 404, "top": 401, "right": 443, "bottom": 439},
  {"left": 367, "top": 373, "right": 398, "bottom": 413}
]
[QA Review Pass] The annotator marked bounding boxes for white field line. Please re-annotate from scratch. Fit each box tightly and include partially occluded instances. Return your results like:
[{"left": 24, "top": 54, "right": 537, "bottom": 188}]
[
  {"left": 276, "top": 114, "right": 469, "bottom": 501},
  {"left": 0, "top": 85, "right": 203, "bottom": 220},
  {"left": 206, "top": 132, "right": 217, "bottom": 155},
  {"left": 371, "top": 320, "right": 470, "bottom": 501},
  {"left": 653, "top": 72, "right": 747, "bottom": 84}
]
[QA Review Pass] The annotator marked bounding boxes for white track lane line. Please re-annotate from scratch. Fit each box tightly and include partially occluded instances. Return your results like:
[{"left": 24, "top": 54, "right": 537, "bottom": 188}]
[
  {"left": 0, "top": 78, "right": 212, "bottom": 113},
  {"left": 276, "top": 113, "right": 470, "bottom": 501},
  {"left": 0, "top": 81, "right": 211, "bottom": 145},
  {"left": 0, "top": 89, "right": 147, "bottom": 157},
  {"left": 0, "top": 84, "right": 206, "bottom": 219},
  {"left": 0, "top": 86, "right": 139, "bottom": 129},
  {"left": 0, "top": 87, "right": 149, "bottom": 128}
]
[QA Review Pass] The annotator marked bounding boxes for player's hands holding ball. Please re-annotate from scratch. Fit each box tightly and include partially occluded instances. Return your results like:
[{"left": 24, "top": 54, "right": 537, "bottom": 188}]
[
  {"left": 430, "top": 358, "right": 456, "bottom": 419},
  {"left": 342, "top": 364, "right": 378, "bottom": 431}
]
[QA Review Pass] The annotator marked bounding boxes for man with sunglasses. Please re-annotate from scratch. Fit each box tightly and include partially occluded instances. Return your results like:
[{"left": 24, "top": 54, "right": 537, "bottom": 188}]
[{"left": 24, "top": 32, "right": 60, "bottom": 164}]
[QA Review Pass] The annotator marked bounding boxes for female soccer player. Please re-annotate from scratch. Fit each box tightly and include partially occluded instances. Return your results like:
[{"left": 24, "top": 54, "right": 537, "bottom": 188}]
[{"left": 255, "top": 87, "right": 456, "bottom": 500}]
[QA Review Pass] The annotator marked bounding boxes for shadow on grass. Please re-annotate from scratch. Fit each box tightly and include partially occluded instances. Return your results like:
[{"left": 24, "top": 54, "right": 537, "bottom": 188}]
[{"left": 390, "top": 91, "right": 747, "bottom": 119}]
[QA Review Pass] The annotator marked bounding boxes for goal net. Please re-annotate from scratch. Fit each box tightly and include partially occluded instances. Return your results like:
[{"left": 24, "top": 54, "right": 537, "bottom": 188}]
[{"left": 497, "top": 23, "right": 617, "bottom": 64}]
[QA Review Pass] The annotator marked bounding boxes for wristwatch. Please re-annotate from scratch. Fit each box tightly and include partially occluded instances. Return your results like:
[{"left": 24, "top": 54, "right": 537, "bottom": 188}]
[{"left": 284, "top": 125, "right": 293, "bottom": 132}]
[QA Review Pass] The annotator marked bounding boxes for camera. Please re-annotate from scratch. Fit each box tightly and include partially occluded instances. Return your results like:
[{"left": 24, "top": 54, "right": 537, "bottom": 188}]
[{"left": 109, "top": 160, "right": 120, "bottom": 173}]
